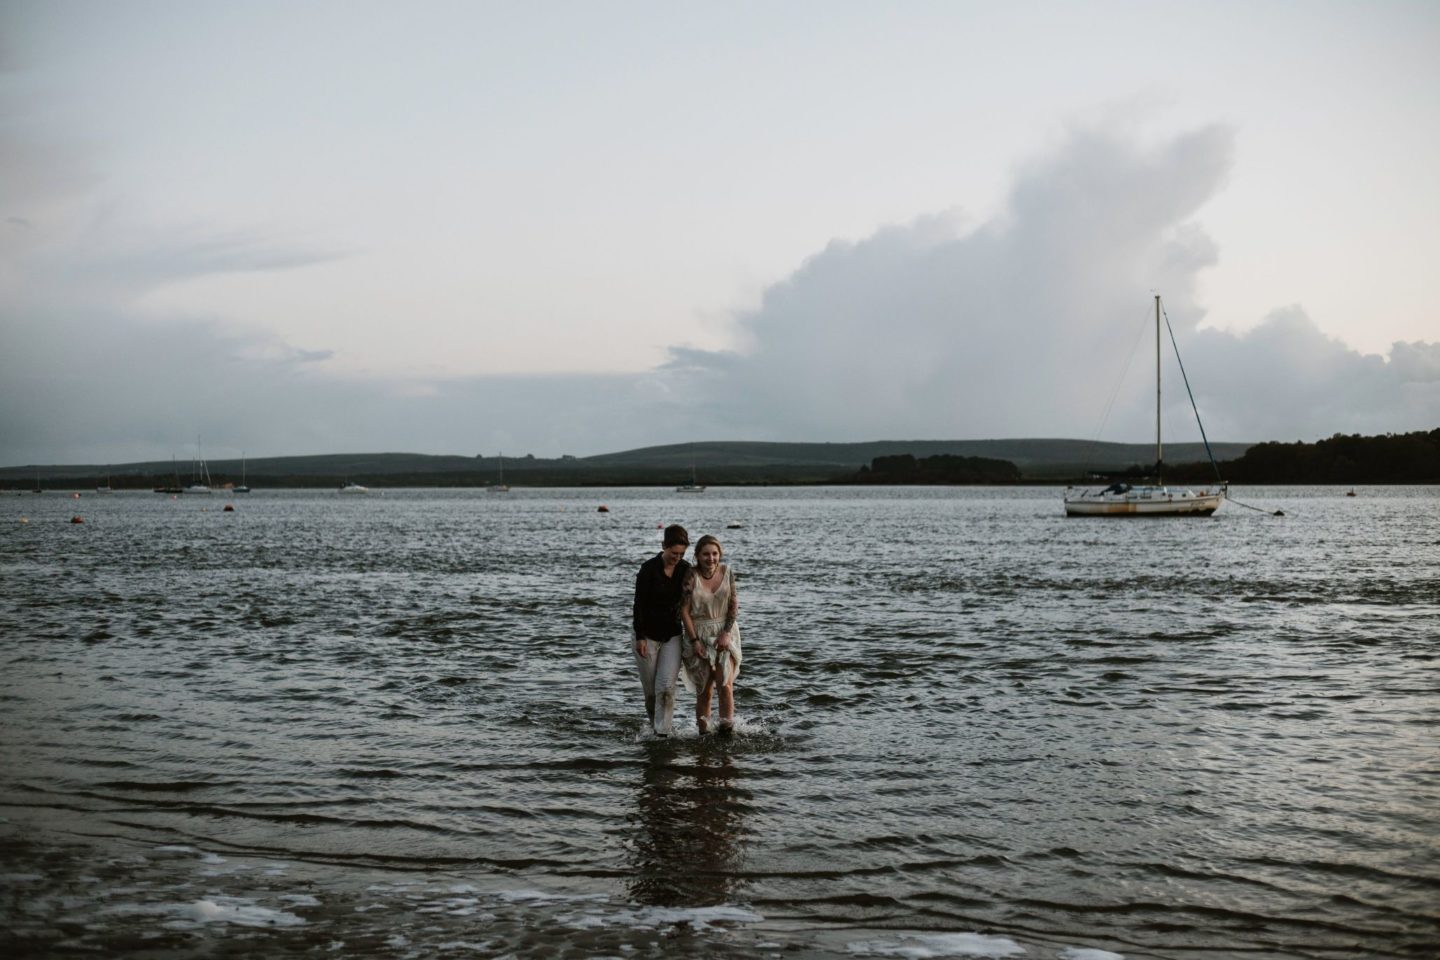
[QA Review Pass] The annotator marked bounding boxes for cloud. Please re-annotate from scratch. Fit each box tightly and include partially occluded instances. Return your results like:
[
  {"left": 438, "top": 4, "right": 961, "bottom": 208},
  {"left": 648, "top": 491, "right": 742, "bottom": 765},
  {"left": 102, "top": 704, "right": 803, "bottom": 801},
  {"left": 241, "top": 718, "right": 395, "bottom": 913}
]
[
  {"left": 2, "top": 120, "right": 1434, "bottom": 467},
  {"left": 1186, "top": 311, "right": 1440, "bottom": 441},
  {"left": 668, "top": 123, "right": 1436, "bottom": 444},
  {"left": 0, "top": 290, "right": 670, "bottom": 464}
]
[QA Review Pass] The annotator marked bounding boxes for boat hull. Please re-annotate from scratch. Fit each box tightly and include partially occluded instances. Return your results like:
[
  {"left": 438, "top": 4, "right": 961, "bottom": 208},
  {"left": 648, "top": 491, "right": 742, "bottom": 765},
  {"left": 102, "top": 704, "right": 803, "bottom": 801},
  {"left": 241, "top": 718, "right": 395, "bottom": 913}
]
[{"left": 1064, "top": 489, "right": 1223, "bottom": 516}]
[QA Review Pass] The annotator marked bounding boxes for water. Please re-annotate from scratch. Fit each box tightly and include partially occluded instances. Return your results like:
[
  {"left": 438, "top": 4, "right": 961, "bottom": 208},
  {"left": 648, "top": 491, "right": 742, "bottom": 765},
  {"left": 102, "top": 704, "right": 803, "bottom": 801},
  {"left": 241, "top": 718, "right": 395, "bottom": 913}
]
[{"left": 2, "top": 486, "right": 1437, "bottom": 959}]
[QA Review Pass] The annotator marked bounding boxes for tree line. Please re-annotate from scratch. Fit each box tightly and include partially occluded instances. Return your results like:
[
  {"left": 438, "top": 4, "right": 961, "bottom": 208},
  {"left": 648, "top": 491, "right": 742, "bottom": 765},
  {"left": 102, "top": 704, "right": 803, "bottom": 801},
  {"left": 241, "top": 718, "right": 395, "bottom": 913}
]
[
  {"left": 852, "top": 454, "right": 1022, "bottom": 484},
  {"left": 1167, "top": 430, "right": 1439, "bottom": 484}
]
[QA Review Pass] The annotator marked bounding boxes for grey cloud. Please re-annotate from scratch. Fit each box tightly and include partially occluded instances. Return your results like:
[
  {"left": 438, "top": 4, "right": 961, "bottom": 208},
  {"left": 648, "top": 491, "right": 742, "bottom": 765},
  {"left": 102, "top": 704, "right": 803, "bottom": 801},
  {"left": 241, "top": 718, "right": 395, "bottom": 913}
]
[
  {"left": 0, "top": 301, "right": 658, "bottom": 464},
  {"left": 1185, "top": 310, "right": 1440, "bottom": 441},
  {"left": 665, "top": 123, "right": 1435, "bottom": 445},
  {"left": 672, "top": 124, "right": 1239, "bottom": 442},
  {"left": 3, "top": 120, "right": 1434, "bottom": 468}
]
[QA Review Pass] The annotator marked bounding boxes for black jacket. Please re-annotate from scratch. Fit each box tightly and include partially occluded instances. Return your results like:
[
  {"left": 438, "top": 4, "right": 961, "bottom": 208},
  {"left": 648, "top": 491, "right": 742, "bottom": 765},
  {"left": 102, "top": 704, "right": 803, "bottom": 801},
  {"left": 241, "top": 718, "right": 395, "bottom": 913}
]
[{"left": 632, "top": 554, "right": 691, "bottom": 642}]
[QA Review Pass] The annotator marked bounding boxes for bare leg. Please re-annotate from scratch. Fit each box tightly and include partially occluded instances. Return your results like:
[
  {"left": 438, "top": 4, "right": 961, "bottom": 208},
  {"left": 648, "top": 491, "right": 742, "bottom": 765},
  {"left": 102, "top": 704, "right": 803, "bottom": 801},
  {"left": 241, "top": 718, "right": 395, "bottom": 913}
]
[
  {"left": 696, "top": 667, "right": 714, "bottom": 734},
  {"left": 717, "top": 657, "right": 738, "bottom": 731}
]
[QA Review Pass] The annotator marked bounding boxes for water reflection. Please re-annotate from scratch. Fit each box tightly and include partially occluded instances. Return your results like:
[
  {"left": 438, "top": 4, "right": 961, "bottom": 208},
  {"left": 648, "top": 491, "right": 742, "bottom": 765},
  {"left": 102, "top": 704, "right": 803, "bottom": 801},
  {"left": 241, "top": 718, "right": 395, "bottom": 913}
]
[{"left": 626, "top": 740, "right": 750, "bottom": 906}]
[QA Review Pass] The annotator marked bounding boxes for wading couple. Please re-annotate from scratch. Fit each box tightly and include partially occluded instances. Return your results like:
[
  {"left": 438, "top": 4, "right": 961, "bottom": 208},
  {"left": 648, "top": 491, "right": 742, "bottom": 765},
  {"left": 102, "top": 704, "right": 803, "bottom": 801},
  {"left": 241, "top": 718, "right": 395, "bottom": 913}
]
[{"left": 632, "top": 524, "right": 743, "bottom": 737}]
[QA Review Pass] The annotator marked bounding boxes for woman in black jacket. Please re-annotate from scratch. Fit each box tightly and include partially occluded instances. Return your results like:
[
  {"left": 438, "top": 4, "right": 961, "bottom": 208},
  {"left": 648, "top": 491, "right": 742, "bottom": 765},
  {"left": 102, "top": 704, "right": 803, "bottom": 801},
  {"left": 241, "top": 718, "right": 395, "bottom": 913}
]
[{"left": 632, "top": 524, "right": 690, "bottom": 736}]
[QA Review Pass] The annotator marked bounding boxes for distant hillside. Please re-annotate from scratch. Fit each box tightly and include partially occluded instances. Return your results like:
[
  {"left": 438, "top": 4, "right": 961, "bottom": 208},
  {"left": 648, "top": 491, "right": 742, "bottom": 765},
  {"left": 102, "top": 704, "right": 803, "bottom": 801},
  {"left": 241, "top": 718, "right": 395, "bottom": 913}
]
[
  {"left": 852, "top": 454, "right": 1023, "bottom": 484},
  {"left": 0, "top": 438, "right": 1254, "bottom": 488},
  {"left": 585, "top": 439, "right": 1253, "bottom": 480}
]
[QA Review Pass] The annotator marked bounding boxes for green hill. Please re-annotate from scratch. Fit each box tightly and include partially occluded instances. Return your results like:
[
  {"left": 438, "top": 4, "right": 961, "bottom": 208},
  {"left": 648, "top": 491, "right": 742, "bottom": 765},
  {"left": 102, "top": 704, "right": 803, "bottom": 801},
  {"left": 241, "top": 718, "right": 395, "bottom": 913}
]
[{"left": 1, "top": 438, "right": 1253, "bottom": 489}]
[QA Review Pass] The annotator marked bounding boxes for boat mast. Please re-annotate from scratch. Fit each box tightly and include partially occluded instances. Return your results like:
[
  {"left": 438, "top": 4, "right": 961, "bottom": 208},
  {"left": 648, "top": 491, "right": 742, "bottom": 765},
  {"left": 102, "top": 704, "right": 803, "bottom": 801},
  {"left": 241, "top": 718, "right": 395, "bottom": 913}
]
[{"left": 1155, "top": 294, "right": 1163, "bottom": 480}]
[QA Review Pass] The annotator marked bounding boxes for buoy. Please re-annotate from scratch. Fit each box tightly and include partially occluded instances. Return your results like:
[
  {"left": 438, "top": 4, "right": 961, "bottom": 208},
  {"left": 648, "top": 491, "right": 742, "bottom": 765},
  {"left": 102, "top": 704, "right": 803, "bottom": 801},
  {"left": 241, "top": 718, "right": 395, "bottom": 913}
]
[
  {"left": 223, "top": 503, "right": 235, "bottom": 512},
  {"left": 597, "top": 505, "right": 609, "bottom": 513},
  {"left": 71, "top": 515, "right": 84, "bottom": 524},
  {"left": 71, "top": 492, "right": 81, "bottom": 499},
  {"left": 19, "top": 517, "right": 28, "bottom": 524}
]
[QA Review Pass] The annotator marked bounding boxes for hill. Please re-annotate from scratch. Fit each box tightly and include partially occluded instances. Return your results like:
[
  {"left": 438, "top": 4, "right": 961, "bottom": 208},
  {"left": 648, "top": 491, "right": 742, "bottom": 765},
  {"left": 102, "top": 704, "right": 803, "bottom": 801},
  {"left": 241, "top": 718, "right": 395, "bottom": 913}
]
[{"left": 0, "top": 439, "right": 1255, "bottom": 489}]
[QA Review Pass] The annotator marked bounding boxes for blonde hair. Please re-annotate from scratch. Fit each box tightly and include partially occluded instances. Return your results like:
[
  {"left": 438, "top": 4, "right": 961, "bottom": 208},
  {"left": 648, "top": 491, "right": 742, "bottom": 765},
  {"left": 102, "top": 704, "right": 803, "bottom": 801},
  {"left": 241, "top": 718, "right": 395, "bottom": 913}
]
[{"left": 693, "top": 534, "right": 723, "bottom": 560}]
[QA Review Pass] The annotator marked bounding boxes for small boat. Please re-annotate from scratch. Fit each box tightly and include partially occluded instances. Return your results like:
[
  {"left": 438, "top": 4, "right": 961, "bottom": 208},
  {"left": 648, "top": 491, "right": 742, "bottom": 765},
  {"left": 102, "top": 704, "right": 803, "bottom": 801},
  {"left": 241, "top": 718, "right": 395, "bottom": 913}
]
[
  {"left": 1064, "top": 480, "right": 1223, "bottom": 516},
  {"left": 676, "top": 446, "right": 706, "bottom": 492},
  {"left": 488, "top": 453, "right": 510, "bottom": 492},
  {"left": 96, "top": 466, "right": 113, "bottom": 494},
  {"left": 183, "top": 439, "right": 213, "bottom": 494},
  {"left": 155, "top": 456, "right": 184, "bottom": 493},
  {"left": 235, "top": 454, "right": 250, "bottom": 493},
  {"left": 337, "top": 481, "right": 370, "bottom": 494},
  {"left": 1065, "top": 295, "right": 1226, "bottom": 517}
]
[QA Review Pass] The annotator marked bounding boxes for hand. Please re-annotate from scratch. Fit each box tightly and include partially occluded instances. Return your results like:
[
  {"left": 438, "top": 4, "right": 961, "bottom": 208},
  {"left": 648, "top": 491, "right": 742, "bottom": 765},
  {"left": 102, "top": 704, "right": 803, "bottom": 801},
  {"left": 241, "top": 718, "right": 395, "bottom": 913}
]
[
  {"left": 634, "top": 637, "right": 648, "bottom": 658},
  {"left": 716, "top": 632, "right": 731, "bottom": 651},
  {"left": 693, "top": 641, "right": 704, "bottom": 658}
]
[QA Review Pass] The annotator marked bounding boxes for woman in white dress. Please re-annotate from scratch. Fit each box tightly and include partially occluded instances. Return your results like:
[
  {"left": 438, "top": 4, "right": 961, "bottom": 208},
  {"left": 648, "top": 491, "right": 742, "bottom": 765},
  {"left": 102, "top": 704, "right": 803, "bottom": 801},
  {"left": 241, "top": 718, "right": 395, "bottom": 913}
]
[{"left": 680, "top": 535, "right": 742, "bottom": 735}]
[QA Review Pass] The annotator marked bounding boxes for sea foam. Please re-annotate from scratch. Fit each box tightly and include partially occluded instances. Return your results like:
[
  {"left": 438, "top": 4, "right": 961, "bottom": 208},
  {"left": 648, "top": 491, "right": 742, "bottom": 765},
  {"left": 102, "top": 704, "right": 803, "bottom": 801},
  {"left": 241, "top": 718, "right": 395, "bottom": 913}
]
[
  {"left": 847, "top": 932, "right": 1026, "bottom": 958},
  {"left": 108, "top": 896, "right": 306, "bottom": 929}
]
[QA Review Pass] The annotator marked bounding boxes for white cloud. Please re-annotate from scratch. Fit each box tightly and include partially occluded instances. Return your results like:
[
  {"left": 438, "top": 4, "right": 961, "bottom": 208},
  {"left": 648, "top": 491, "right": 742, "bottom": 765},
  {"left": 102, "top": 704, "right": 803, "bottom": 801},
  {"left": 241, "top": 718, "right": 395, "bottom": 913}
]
[
  {"left": 2, "top": 121, "right": 1434, "bottom": 466},
  {"left": 668, "top": 123, "right": 1436, "bottom": 445}
]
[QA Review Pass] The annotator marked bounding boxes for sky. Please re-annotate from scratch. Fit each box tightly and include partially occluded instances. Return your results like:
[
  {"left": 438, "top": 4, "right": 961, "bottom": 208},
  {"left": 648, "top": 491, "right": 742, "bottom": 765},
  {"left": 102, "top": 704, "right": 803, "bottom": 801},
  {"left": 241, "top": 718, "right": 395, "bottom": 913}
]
[{"left": 2, "top": 0, "right": 1437, "bottom": 465}]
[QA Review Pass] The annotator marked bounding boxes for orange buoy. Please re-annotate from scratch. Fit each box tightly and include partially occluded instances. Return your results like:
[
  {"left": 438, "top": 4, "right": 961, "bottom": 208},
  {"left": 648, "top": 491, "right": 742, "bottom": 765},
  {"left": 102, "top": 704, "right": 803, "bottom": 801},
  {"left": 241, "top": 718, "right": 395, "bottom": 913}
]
[
  {"left": 597, "top": 505, "right": 609, "bottom": 513},
  {"left": 223, "top": 504, "right": 235, "bottom": 512},
  {"left": 72, "top": 492, "right": 81, "bottom": 499},
  {"left": 71, "top": 515, "right": 84, "bottom": 524}
]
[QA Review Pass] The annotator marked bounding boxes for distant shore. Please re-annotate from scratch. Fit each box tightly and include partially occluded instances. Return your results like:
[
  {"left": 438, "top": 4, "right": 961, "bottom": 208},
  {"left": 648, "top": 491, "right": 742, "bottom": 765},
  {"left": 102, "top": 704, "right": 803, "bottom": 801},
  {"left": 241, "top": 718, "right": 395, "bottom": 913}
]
[{"left": 2, "top": 430, "right": 1435, "bottom": 488}]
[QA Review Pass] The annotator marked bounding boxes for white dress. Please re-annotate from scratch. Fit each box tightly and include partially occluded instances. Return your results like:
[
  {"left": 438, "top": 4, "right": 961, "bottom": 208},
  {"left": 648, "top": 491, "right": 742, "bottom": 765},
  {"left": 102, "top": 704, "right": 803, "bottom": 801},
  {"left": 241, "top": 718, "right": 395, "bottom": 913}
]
[{"left": 681, "top": 564, "right": 742, "bottom": 691}]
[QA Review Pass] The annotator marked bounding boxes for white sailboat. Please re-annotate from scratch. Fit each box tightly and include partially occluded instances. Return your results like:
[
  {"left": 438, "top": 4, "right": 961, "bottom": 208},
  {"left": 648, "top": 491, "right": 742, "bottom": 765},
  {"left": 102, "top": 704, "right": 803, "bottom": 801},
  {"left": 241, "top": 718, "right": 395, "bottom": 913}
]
[
  {"left": 488, "top": 453, "right": 510, "bottom": 492},
  {"left": 676, "top": 445, "right": 706, "bottom": 493},
  {"left": 235, "top": 454, "right": 250, "bottom": 493},
  {"left": 183, "top": 440, "right": 214, "bottom": 494},
  {"left": 1064, "top": 295, "right": 1226, "bottom": 517},
  {"left": 337, "top": 480, "right": 370, "bottom": 494}
]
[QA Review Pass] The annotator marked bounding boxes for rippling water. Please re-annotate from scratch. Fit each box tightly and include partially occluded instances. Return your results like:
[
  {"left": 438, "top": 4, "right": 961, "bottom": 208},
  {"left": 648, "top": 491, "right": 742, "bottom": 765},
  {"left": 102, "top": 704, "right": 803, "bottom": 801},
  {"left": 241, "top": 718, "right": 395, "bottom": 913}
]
[{"left": 2, "top": 486, "right": 1437, "bottom": 959}]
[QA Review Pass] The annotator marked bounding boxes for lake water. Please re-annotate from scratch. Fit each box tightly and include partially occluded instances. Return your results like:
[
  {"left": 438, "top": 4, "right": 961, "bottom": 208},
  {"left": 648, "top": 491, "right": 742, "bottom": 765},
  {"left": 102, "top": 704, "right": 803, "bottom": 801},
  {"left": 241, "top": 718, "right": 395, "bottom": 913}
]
[{"left": 2, "top": 486, "right": 1437, "bottom": 959}]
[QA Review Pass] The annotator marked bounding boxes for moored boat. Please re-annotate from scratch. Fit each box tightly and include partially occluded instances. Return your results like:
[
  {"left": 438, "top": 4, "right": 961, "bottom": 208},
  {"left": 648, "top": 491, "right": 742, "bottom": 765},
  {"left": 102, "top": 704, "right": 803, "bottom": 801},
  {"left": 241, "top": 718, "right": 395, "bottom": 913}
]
[
  {"left": 1064, "top": 481, "right": 1223, "bottom": 516},
  {"left": 1065, "top": 295, "right": 1227, "bottom": 517},
  {"left": 488, "top": 453, "right": 510, "bottom": 492},
  {"left": 676, "top": 445, "right": 706, "bottom": 492}
]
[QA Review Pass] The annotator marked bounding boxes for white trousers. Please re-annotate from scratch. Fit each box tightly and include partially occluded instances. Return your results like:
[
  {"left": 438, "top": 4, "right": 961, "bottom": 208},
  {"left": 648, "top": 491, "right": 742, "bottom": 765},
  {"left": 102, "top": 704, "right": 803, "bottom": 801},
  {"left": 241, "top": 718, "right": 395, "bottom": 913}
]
[{"left": 634, "top": 635, "right": 682, "bottom": 735}]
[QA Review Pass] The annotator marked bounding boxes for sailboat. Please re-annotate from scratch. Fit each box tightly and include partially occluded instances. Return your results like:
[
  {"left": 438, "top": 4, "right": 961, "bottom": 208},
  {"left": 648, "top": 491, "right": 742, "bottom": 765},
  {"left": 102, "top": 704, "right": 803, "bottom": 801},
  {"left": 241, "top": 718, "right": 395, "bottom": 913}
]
[
  {"left": 488, "top": 453, "right": 510, "bottom": 492},
  {"left": 183, "top": 440, "right": 213, "bottom": 494},
  {"left": 676, "top": 444, "right": 706, "bottom": 493},
  {"left": 1064, "top": 295, "right": 1226, "bottom": 517},
  {"left": 235, "top": 454, "right": 250, "bottom": 493},
  {"left": 155, "top": 456, "right": 184, "bottom": 494},
  {"left": 96, "top": 467, "right": 113, "bottom": 494}
]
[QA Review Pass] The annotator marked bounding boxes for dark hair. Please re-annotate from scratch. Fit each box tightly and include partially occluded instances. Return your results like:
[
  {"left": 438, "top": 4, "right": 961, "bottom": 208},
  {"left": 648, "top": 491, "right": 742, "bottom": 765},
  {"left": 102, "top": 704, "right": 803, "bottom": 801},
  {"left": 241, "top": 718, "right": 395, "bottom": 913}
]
[
  {"left": 662, "top": 524, "right": 690, "bottom": 548},
  {"left": 693, "top": 534, "right": 722, "bottom": 559}
]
